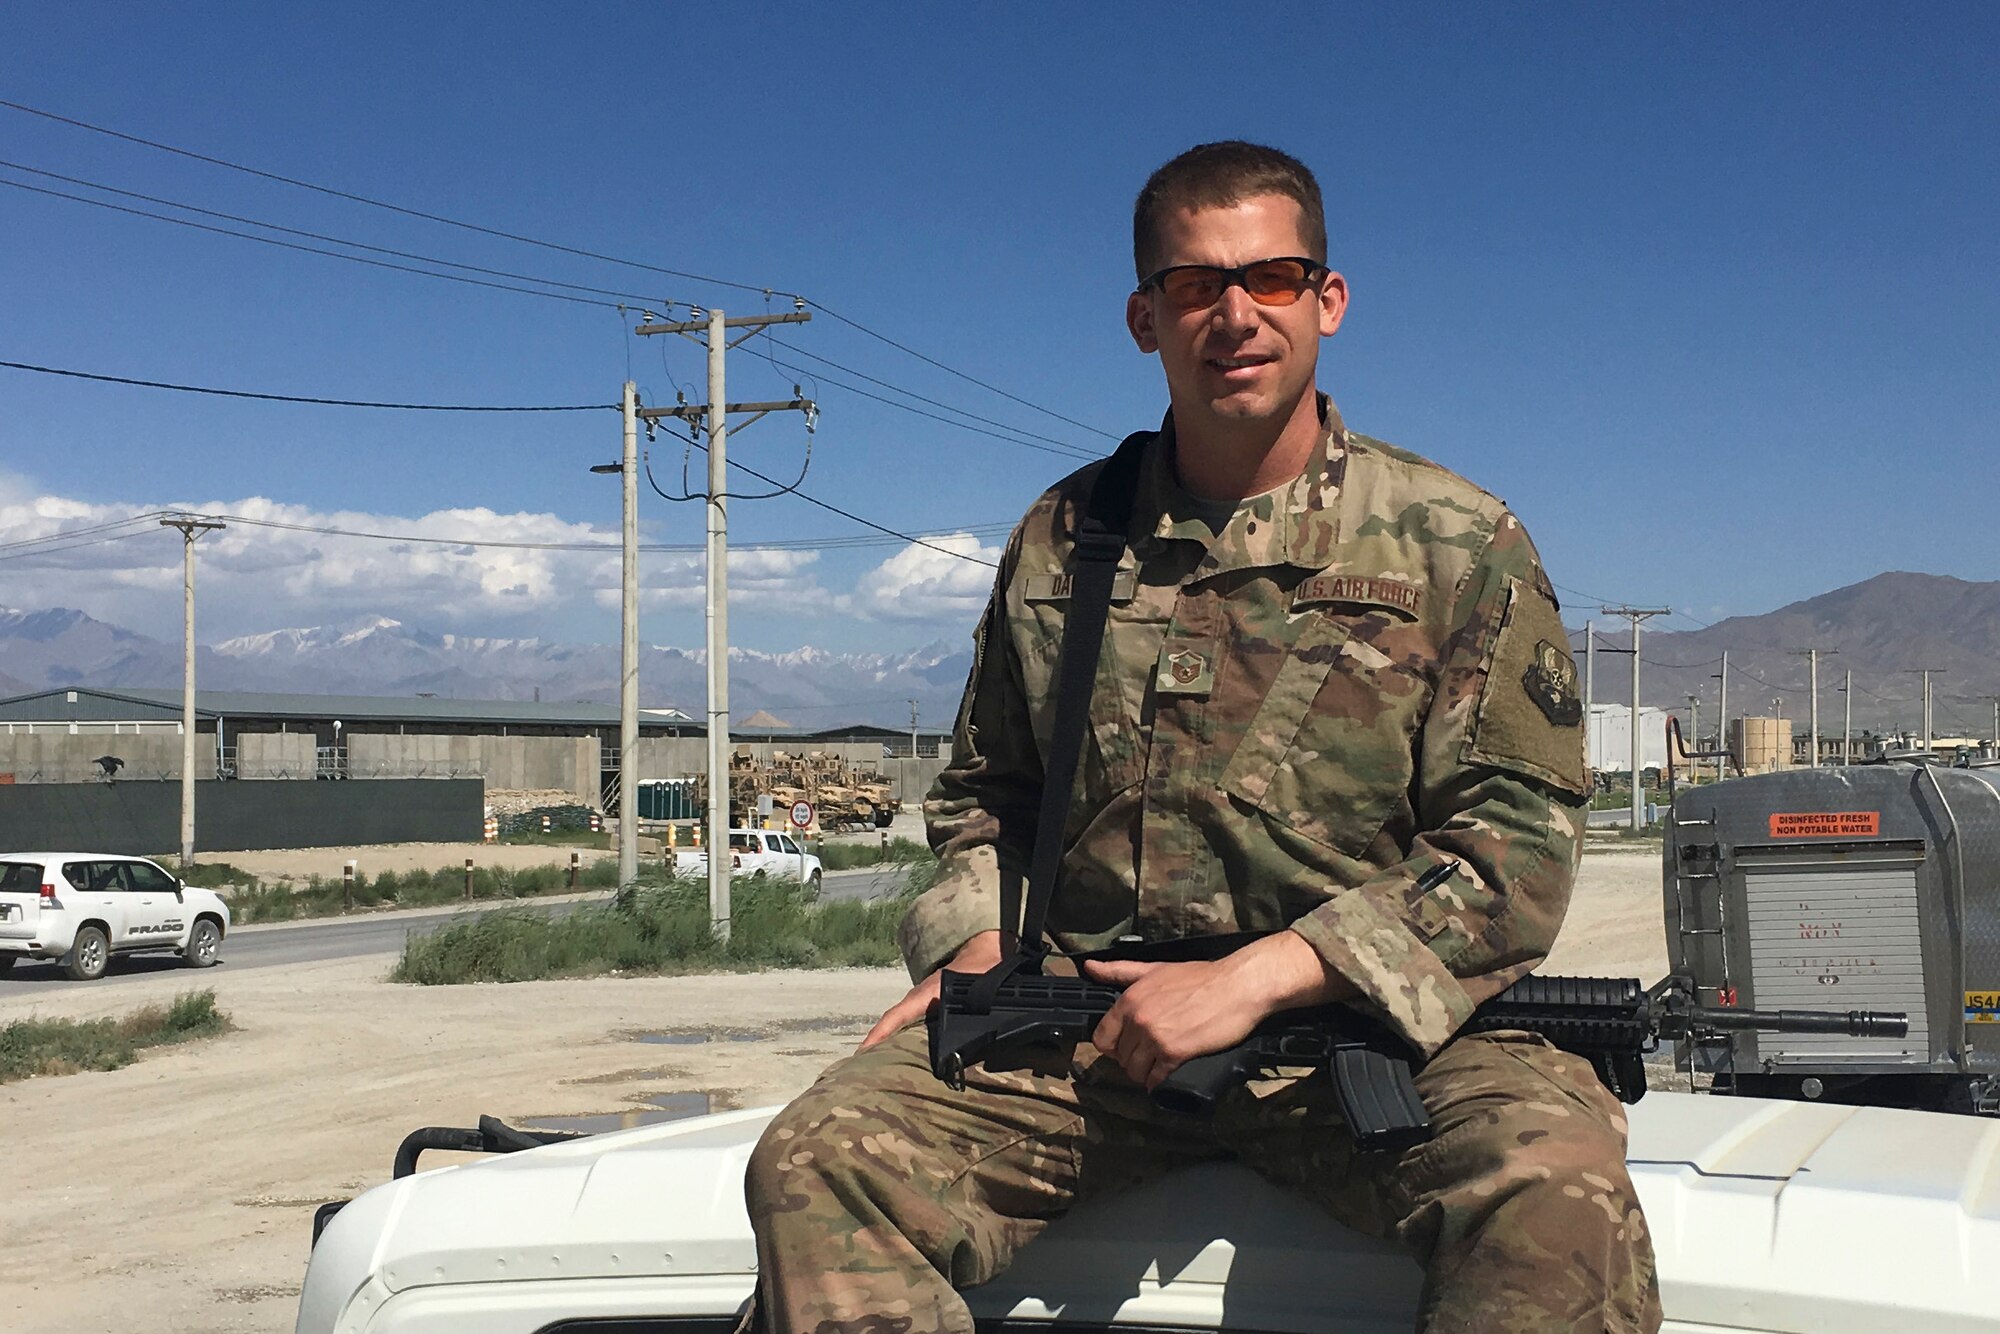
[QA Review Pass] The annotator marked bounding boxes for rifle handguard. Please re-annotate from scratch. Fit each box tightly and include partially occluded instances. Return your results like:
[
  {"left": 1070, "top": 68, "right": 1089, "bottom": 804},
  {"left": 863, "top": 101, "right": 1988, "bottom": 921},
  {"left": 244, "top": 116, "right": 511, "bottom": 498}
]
[{"left": 929, "top": 969, "right": 1435, "bottom": 1154}]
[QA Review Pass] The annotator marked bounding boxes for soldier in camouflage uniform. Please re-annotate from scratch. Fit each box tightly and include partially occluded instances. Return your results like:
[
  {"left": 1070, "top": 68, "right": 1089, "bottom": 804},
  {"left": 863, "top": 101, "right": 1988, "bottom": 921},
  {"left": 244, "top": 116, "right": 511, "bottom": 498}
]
[{"left": 743, "top": 142, "right": 1661, "bottom": 1332}]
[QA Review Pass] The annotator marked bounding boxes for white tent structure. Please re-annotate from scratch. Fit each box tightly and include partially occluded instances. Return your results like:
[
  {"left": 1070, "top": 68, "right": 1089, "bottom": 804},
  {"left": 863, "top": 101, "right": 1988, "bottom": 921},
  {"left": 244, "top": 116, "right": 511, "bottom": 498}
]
[{"left": 1586, "top": 702, "right": 1671, "bottom": 775}]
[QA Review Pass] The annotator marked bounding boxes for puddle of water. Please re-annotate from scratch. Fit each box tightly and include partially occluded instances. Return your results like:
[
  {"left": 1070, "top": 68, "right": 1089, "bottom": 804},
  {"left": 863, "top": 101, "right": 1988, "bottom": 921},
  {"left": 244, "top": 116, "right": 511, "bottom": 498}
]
[{"left": 520, "top": 1091, "right": 713, "bottom": 1135}]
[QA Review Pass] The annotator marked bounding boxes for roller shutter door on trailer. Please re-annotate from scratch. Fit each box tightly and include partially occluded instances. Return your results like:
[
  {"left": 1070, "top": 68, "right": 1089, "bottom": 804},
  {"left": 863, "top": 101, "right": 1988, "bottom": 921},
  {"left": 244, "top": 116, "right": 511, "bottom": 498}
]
[{"left": 1743, "top": 865, "right": 1929, "bottom": 1061}]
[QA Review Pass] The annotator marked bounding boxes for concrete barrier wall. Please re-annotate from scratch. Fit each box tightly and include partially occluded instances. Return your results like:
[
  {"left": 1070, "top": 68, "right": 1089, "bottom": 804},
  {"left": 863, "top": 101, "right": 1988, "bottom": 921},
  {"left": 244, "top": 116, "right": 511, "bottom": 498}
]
[
  {"left": 626, "top": 736, "right": 708, "bottom": 781},
  {"left": 236, "top": 732, "right": 316, "bottom": 779},
  {"left": 0, "top": 779, "right": 483, "bottom": 854},
  {"left": 346, "top": 734, "right": 597, "bottom": 803},
  {"left": 0, "top": 732, "right": 217, "bottom": 785}
]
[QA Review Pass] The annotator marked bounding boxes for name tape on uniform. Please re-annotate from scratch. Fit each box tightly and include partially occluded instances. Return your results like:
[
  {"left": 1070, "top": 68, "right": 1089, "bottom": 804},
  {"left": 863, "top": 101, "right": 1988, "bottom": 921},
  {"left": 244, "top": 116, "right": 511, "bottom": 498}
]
[
  {"left": 1023, "top": 572, "right": 1138, "bottom": 603},
  {"left": 1768, "top": 810, "right": 1881, "bottom": 838}
]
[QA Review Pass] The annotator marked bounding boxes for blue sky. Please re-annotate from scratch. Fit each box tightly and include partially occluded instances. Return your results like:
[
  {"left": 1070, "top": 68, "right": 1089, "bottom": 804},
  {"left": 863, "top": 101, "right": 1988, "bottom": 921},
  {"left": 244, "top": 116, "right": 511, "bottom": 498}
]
[{"left": 2, "top": 4, "right": 1994, "bottom": 655}]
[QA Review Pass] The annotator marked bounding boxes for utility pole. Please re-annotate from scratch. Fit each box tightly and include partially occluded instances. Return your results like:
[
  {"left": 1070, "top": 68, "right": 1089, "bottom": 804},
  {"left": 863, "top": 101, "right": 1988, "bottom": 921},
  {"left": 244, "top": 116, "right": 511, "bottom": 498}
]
[
  {"left": 1685, "top": 694, "right": 1700, "bottom": 782},
  {"left": 1842, "top": 670, "right": 1853, "bottom": 764},
  {"left": 908, "top": 698, "right": 920, "bottom": 812},
  {"left": 619, "top": 380, "right": 639, "bottom": 889},
  {"left": 636, "top": 305, "right": 814, "bottom": 940},
  {"left": 1715, "top": 650, "right": 1729, "bottom": 783},
  {"left": 1910, "top": 669, "right": 1944, "bottom": 754},
  {"left": 1582, "top": 620, "right": 1595, "bottom": 773},
  {"left": 1793, "top": 648, "right": 1837, "bottom": 771},
  {"left": 160, "top": 516, "right": 224, "bottom": 868},
  {"left": 590, "top": 385, "right": 642, "bottom": 890},
  {"left": 1601, "top": 607, "right": 1669, "bottom": 830}
]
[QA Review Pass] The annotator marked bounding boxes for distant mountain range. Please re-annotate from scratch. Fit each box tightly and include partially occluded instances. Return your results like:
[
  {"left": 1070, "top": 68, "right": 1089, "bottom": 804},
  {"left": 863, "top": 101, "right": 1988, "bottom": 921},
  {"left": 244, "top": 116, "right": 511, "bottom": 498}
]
[
  {"left": 1, "top": 569, "right": 1994, "bottom": 737},
  {"left": 0, "top": 608, "right": 973, "bottom": 731},
  {"left": 1577, "top": 571, "right": 2000, "bottom": 738}
]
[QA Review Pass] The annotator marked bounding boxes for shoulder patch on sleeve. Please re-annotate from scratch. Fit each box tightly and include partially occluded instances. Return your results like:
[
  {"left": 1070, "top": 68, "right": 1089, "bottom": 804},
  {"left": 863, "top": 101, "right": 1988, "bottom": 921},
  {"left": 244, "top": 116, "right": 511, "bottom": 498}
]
[{"left": 1464, "top": 575, "right": 1588, "bottom": 797}]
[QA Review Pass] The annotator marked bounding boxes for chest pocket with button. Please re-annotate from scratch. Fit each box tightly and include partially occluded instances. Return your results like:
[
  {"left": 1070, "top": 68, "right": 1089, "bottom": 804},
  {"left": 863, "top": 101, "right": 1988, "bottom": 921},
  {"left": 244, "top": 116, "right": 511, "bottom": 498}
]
[
  {"left": 1013, "top": 563, "right": 1164, "bottom": 814},
  {"left": 1217, "top": 606, "right": 1435, "bottom": 859}
]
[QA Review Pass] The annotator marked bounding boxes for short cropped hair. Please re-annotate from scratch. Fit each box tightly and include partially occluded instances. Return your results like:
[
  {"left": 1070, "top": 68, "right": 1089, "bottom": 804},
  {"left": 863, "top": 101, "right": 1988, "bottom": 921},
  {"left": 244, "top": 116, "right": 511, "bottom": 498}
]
[{"left": 1132, "top": 141, "right": 1327, "bottom": 280}]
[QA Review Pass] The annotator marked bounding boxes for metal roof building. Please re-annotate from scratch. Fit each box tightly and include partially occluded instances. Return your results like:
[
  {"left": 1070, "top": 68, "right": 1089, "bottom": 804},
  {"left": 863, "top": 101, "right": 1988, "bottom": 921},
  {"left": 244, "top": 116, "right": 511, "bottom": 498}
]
[
  {"left": 0, "top": 687, "right": 694, "bottom": 737},
  {"left": 0, "top": 687, "right": 946, "bottom": 746}
]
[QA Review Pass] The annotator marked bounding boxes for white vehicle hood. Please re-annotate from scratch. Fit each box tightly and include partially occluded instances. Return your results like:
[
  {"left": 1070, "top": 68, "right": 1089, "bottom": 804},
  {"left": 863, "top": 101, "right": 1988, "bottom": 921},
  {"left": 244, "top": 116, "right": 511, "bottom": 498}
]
[{"left": 300, "top": 1094, "right": 2000, "bottom": 1333}]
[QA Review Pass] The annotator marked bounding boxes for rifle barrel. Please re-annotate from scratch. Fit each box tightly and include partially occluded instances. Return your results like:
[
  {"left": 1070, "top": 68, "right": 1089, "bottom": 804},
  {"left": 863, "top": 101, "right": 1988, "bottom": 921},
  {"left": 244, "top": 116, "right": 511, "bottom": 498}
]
[{"left": 1689, "top": 1006, "right": 1908, "bottom": 1038}]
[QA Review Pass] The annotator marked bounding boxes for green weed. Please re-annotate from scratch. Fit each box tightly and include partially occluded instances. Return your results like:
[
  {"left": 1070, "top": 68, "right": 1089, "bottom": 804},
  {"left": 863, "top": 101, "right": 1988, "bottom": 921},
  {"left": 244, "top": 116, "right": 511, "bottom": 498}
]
[
  {"left": 0, "top": 990, "right": 229, "bottom": 1083},
  {"left": 392, "top": 876, "right": 913, "bottom": 985}
]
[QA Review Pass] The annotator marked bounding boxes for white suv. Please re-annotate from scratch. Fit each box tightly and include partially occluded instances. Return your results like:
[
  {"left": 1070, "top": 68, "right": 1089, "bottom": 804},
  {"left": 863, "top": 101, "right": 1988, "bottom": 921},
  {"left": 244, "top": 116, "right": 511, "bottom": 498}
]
[{"left": 0, "top": 853, "right": 231, "bottom": 981}]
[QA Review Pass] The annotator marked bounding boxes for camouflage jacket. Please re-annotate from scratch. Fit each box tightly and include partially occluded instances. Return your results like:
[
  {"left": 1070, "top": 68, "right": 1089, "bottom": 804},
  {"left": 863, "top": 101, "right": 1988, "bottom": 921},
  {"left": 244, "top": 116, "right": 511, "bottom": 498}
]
[{"left": 905, "top": 401, "right": 1589, "bottom": 1056}]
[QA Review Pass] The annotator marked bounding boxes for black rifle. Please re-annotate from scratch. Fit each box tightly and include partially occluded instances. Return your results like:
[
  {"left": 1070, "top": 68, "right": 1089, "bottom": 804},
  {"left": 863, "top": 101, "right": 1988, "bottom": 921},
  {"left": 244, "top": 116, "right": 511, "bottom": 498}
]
[{"left": 926, "top": 969, "right": 1907, "bottom": 1155}]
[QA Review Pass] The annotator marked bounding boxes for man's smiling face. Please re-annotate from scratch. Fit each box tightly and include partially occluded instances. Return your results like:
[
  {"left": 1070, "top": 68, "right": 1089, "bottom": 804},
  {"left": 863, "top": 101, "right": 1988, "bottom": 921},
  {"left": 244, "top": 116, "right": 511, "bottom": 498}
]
[{"left": 1126, "top": 194, "right": 1347, "bottom": 435}]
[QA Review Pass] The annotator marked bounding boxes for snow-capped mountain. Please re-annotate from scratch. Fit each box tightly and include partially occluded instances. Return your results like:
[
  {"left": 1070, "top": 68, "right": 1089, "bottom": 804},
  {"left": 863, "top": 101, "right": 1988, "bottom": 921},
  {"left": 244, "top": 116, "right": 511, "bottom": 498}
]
[
  {"left": 7, "top": 571, "right": 2000, "bottom": 733},
  {"left": 0, "top": 609, "right": 973, "bottom": 729}
]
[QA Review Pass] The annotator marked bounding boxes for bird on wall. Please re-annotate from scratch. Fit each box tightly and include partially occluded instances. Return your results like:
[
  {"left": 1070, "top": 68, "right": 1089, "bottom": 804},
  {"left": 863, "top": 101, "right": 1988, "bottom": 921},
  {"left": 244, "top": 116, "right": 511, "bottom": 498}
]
[{"left": 93, "top": 754, "right": 124, "bottom": 780}]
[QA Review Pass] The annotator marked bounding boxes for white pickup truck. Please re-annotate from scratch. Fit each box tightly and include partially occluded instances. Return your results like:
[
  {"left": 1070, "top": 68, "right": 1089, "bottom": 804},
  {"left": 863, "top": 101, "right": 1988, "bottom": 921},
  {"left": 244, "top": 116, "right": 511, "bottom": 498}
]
[
  {"left": 670, "top": 828, "right": 821, "bottom": 893},
  {"left": 297, "top": 1092, "right": 2000, "bottom": 1334}
]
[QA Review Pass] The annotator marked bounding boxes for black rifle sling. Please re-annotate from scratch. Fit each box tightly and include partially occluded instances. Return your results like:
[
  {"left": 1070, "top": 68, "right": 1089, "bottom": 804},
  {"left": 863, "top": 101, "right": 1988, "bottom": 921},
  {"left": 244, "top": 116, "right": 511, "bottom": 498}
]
[{"left": 965, "top": 431, "right": 1150, "bottom": 1015}]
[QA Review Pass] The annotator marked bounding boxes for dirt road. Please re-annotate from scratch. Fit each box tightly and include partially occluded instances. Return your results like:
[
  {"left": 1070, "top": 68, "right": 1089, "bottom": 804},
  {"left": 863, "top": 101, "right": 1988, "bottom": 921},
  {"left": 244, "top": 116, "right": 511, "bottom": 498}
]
[{"left": 0, "top": 846, "right": 1664, "bottom": 1334}]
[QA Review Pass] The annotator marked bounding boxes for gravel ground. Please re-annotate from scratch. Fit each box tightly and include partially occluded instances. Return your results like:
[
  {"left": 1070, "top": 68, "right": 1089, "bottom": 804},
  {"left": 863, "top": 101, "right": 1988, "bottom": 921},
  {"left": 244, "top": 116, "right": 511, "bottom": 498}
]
[{"left": 0, "top": 843, "right": 1667, "bottom": 1334}]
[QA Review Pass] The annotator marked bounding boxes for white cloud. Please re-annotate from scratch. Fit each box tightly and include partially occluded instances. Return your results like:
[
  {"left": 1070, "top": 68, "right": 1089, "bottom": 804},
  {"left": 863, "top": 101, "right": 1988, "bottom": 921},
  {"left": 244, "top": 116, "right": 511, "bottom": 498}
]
[
  {"left": 0, "top": 486, "right": 847, "bottom": 636},
  {"left": 590, "top": 546, "right": 827, "bottom": 612},
  {"left": 0, "top": 488, "right": 997, "bottom": 641},
  {"left": 840, "top": 533, "right": 1003, "bottom": 621}
]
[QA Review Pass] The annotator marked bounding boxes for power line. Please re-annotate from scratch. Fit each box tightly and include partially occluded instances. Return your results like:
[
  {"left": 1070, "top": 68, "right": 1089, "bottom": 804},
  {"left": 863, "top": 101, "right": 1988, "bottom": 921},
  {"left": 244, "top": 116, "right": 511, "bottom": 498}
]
[
  {"left": 757, "top": 347, "right": 1098, "bottom": 461},
  {"left": 0, "top": 359, "right": 614, "bottom": 411},
  {"left": 800, "top": 303, "right": 1119, "bottom": 441},
  {"left": 210, "top": 510, "right": 1008, "bottom": 557},
  {"left": 1730, "top": 665, "right": 1808, "bottom": 694},
  {"left": 1640, "top": 655, "right": 1723, "bottom": 669},
  {"left": 0, "top": 174, "right": 628, "bottom": 310},
  {"left": 0, "top": 524, "right": 165, "bottom": 564},
  {"left": 0, "top": 356, "right": 1003, "bottom": 567},
  {"left": 0, "top": 96, "right": 1111, "bottom": 439},
  {"left": 1550, "top": 578, "right": 1620, "bottom": 608},
  {"left": 0, "top": 158, "right": 689, "bottom": 311},
  {"left": 765, "top": 337, "right": 1095, "bottom": 458},
  {"left": 0, "top": 510, "right": 172, "bottom": 552},
  {"left": 0, "top": 508, "right": 1008, "bottom": 560},
  {"left": 5, "top": 164, "right": 1098, "bottom": 459},
  {"left": 0, "top": 97, "right": 778, "bottom": 300},
  {"left": 705, "top": 450, "right": 1000, "bottom": 569}
]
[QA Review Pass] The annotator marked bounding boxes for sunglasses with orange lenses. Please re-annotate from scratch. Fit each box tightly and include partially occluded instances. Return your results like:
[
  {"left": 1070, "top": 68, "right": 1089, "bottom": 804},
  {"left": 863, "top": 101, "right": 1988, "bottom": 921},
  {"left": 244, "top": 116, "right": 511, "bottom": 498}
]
[{"left": 1139, "top": 257, "right": 1327, "bottom": 311}]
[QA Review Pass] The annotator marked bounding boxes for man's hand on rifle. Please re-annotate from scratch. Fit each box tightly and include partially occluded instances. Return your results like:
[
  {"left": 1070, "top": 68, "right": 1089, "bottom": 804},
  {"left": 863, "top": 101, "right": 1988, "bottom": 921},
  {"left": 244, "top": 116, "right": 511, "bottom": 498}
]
[
  {"left": 1085, "top": 932, "right": 1357, "bottom": 1090},
  {"left": 859, "top": 930, "right": 1006, "bottom": 1051}
]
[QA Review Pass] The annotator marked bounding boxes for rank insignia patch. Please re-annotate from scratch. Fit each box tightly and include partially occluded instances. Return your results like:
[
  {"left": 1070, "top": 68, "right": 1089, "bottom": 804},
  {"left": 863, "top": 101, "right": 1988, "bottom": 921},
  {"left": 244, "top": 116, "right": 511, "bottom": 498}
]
[
  {"left": 1522, "top": 639, "right": 1582, "bottom": 727},
  {"left": 1156, "top": 646, "right": 1214, "bottom": 695}
]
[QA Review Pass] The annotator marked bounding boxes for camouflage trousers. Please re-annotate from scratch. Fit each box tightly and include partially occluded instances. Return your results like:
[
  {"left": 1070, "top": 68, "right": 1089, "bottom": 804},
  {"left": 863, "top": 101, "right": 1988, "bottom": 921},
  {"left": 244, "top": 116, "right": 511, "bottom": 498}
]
[{"left": 744, "top": 1025, "right": 1661, "bottom": 1334}]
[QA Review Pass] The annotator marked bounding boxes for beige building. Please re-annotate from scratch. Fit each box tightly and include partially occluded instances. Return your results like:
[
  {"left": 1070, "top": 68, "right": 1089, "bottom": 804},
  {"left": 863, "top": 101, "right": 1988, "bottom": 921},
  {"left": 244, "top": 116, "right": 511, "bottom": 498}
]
[{"left": 0, "top": 687, "right": 951, "bottom": 807}]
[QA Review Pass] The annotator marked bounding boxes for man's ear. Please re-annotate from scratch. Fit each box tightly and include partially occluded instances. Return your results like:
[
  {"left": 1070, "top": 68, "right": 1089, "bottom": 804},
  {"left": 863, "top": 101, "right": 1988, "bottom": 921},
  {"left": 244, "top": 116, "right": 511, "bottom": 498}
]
[
  {"left": 1318, "top": 271, "right": 1349, "bottom": 339},
  {"left": 1126, "top": 289, "right": 1159, "bottom": 354}
]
